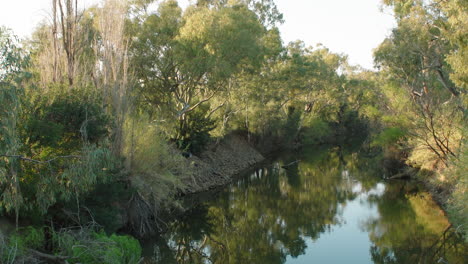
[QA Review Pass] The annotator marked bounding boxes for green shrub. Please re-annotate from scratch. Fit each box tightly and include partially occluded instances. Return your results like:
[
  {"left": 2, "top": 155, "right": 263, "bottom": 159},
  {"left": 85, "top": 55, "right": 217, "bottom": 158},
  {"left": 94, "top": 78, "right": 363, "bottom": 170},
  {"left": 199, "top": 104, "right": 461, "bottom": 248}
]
[
  {"left": 67, "top": 231, "right": 141, "bottom": 264},
  {"left": 16, "top": 226, "right": 44, "bottom": 250},
  {"left": 24, "top": 89, "right": 110, "bottom": 152},
  {"left": 0, "top": 226, "right": 44, "bottom": 262},
  {"left": 372, "top": 127, "right": 406, "bottom": 147},
  {"left": 179, "top": 104, "right": 217, "bottom": 154},
  {"left": 338, "top": 109, "right": 370, "bottom": 148},
  {"left": 123, "top": 114, "right": 189, "bottom": 208},
  {"left": 301, "top": 117, "right": 332, "bottom": 145},
  {"left": 79, "top": 181, "right": 133, "bottom": 234},
  {"left": 96, "top": 232, "right": 142, "bottom": 264},
  {"left": 446, "top": 144, "right": 468, "bottom": 241},
  {"left": 51, "top": 228, "right": 142, "bottom": 264},
  {"left": 280, "top": 106, "right": 302, "bottom": 145}
]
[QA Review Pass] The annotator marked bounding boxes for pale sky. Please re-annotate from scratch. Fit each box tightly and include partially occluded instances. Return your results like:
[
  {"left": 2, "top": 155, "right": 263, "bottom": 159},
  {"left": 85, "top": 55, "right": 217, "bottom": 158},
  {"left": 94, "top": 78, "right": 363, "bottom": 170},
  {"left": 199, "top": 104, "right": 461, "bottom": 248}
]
[{"left": 0, "top": 0, "right": 395, "bottom": 69}]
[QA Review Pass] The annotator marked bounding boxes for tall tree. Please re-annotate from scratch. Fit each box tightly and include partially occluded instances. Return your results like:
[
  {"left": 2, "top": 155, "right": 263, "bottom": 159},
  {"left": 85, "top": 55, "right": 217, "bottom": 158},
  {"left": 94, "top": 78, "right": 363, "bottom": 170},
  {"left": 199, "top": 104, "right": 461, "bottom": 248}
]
[
  {"left": 375, "top": 0, "right": 465, "bottom": 166},
  {"left": 132, "top": 0, "right": 266, "bottom": 141},
  {"left": 438, "top": 0, "right": 468, "bottom": 91},
  {"left": 0, "top": 28, "right": 29, "bottom": 227},
  {"left": 94, "top": 0, "right": 133, "bottom": 155},
  {"left": 33, "top": 0, "right": 94, "bottom": 88}
]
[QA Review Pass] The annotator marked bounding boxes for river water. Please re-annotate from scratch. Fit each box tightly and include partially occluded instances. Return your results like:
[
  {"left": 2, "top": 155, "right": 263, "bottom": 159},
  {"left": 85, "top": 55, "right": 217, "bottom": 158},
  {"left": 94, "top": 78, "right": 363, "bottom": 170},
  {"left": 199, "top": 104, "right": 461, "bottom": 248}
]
[{"left": 142, "top": 146, "right": 467, "bottom": 264}]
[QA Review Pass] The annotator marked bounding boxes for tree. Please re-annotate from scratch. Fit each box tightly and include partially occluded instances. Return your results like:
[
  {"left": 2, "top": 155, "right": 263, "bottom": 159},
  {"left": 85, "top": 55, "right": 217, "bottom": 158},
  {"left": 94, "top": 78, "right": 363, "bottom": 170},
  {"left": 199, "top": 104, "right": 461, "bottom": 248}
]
[
  {"left": 195, "top": 0, "right": 284, "bottom": 28},
  {"left": 1, "top": 27, "right": 117, "bottom": 224},
  {"left": 94, "top": 0, "right": 133, "bottom": 155},
  {"left": 0, "top": 28, "right": 31, "bottom": 227},
  {"left": 132, "top": 0, "right": 266, "bottom": 144},
  {"left": 31, "top": 0, "right": 97, "bottom": 89},
  {"left": 53, "top": 0, "right": 82, "bottom": 86},
  {"left": 375, "top": 0, "right": 465, "bottom": 166},
  {"left": 438, "top": 0, "right": 468, "bottom": 91}
]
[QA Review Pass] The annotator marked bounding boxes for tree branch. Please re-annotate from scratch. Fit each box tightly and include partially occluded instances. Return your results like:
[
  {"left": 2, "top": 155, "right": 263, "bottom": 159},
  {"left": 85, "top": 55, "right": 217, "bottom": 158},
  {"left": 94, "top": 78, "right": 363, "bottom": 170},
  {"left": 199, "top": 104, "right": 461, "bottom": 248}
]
[
  {"left": 207, "top": 101, "right": 226, "bottom": 119},
  {"left": 0, "top": 155, "right": 81, "bottom": 164},
  {"left": 29, "top": 249, "right": 71, "bottom": 264}
]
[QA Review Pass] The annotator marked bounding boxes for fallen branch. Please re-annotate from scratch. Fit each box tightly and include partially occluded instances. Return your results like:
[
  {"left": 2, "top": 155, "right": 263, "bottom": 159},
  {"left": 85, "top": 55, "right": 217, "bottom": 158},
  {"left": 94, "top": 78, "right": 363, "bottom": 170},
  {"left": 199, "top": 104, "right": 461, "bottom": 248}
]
[
  {"left": 387, "top": 167, "right": 418, "bottom": 180},
  {"left": 0, "top": 155, "right": 81, "bottom": 164},
  {"left": 388, "top": 172, "right": 411, "bottom": 180},
  {"left": 281, "top": 160, "right": 301, "bottom": 169},
  {"left": 29, "top": 249, "right": 70, "bottom": 264}
]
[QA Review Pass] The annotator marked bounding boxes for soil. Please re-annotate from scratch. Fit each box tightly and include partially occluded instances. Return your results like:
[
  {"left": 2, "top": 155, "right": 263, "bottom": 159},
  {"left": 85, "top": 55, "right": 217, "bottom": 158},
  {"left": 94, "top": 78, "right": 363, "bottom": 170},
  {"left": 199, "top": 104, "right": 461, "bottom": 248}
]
[{"left": 181, "top": 134, "right": 265, "bottom": 194}]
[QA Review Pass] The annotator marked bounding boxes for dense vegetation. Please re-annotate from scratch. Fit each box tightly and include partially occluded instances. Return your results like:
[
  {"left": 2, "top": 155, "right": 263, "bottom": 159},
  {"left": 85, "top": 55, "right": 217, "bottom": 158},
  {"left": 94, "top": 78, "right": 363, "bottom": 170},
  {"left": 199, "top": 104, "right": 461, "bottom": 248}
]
[{"left": 0, "top": 0, "right": 466, "bottom": 263}]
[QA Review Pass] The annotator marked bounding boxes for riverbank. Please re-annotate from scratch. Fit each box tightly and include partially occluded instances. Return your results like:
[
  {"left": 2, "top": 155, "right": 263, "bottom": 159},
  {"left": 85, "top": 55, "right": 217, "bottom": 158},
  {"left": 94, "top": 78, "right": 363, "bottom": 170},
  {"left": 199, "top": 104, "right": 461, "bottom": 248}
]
[
  {"left": 384, "top": 154, "right": 467, "bottom": 241},
  {"left": 125, "top": 133, "right": 268, "bottom": 237},
  {"left": 181, "top": 134, "right": 266, "bottom": 194},
  {"left": 141, "top": 146, "right": 468, "bottom": 263},
  {"left": 417, "top": 168, "right": 467, "bottom": 241}
]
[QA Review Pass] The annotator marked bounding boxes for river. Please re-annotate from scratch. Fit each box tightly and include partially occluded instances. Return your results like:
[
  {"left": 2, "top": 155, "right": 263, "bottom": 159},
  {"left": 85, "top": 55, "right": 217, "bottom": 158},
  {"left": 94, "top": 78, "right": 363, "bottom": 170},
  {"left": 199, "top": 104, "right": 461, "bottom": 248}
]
[{"left": 141, "top": 146, "right": 467, "bottom": 264}]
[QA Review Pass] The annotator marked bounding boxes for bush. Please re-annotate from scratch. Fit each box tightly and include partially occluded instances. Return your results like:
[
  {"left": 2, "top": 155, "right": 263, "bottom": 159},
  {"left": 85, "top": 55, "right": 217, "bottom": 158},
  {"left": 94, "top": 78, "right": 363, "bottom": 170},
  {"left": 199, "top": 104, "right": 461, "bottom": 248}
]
[
  {"left": 280, "top": 106, "right": 302, "bottom": 145},
  {"left": 301, "top": 117, "right": 332, "bottom": 145},
  {"left": 23, "top": 88, "right": 110, "bottom": 153},
  {"left": 123, "top": 114, "right": 189, "bottom": 208},
  {"left": 81, "top": 181, "right": 133, "bottom": 234},
  {"left": 1, "top": 226, "right": 142, "bottom": 263},
  {"left": 62, "top": 231, "right": 141, "bottom": 264},
  {"left": 445, "top": 144, "right": 468, "bottom": 241},
  {"left": 179, "top": 104, "right": 217, "bottom": 154},
  {"left": 0, "top": 226, "right": 44, "bottom": 263},
  {"left": 339, "top": 109, "right": 370, "bottom": 148},
  {"left": 372, "top": 127, "right": 407, "bottom": 147}
]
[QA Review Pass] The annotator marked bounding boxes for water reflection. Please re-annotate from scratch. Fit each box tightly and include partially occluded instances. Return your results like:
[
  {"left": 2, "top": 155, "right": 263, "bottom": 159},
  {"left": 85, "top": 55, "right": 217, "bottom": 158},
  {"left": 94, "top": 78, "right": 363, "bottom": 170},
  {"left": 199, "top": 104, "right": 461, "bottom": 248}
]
[{"left": 142, "top": 147, "right": 467, "bottom": 264}]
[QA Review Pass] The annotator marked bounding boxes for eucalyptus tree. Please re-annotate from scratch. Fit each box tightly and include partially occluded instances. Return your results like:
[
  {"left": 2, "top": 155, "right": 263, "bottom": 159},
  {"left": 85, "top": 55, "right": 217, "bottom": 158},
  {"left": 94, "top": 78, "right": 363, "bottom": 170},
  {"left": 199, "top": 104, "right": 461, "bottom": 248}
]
[
  {"left": 195, "top": 0, "right": 284, "bottom": 27},
  {"left": 375, "top": 0, "right": 465, "bottom": 166},
  {"left": 223, "top": 39, "right": 353, "bottom": 147},
  {"left": 1, "top": 16, "right": 118, "bottom": 224},
  {"left": 0, "top": 28, "right": 29, "bottom": 226},
  {"left": 382, "top": 0, "right": 467, "bottom": 93},
  {"left": 31, "top": 3, "right": 97, "bottom": 89},
  {"left": 438, "top": 0, "right": 468, "bottom": 91},
  {"left": 131, "top": 0, "right": 266, "bottom": 145}
]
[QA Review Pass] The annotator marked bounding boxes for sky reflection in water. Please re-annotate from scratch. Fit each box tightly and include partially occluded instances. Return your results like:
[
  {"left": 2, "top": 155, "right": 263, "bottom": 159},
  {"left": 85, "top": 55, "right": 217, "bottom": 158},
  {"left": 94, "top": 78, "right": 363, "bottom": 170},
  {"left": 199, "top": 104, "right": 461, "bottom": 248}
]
[{"left": 143, "top": 147, "right": 467, "bottom": 264}]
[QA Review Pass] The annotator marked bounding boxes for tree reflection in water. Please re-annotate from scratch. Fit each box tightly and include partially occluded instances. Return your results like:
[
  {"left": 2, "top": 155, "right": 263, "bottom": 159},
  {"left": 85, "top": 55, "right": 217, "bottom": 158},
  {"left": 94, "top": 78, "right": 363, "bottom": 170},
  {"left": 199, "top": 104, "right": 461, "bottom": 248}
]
[{"left": 142, "top": 147, "right": 467, "bottom": 264}]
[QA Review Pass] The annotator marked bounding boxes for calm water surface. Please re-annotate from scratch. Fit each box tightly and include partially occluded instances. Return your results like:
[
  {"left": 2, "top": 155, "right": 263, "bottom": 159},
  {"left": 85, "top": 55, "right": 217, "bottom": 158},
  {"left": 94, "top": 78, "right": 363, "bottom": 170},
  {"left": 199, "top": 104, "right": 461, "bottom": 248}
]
[{"left": 142, "top": 147, "right": 467, "bottom": 264}]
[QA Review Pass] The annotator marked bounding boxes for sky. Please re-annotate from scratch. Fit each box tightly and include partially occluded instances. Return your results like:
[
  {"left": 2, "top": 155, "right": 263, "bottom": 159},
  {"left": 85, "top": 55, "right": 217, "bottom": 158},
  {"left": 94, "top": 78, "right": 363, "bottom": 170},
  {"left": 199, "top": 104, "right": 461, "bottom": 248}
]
[{"left": 0, "top": 0, "right": 395, "bottom": 69}]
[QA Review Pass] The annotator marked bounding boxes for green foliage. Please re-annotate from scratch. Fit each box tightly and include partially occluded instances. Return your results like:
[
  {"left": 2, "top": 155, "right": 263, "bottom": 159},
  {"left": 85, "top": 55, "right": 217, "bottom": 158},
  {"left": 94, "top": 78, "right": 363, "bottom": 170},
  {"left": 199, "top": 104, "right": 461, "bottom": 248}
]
[
  {"left": 372, "top": 127, "right": 407, "bottom": 147},
  {"left": 445, "top": 143, "right": 468, "bottom": 241},
  {"left": 375, "top": 0, "right": 465, "bottom": 169},
  {"left": 23, "top": 88, "right": 111, "bottom": 152},
  {"left": 25, "top": 144, "right": 118, "bottom": 215},
  {"left": 0, "top": 27, "right": 29, "bottom": 223},
  {"left": 80, "top": 181, "right": 133, "bottom": 234},
  {"left": 301, "top": 117, "right": 332, "bottom": 145},
  {"left": 0, "top": 27, "right": 30, "bottom": 82},
  {"left": 132, "top": 1, "right": 267, "bottom": 141},
  {"left": 0, "top": 81, "right": 116, "bottom": 217},
  {"left": 1, "top": 0, "right": 465, "bottom": 250},
  {"left": 0, "top": 226, "right": 142, "bottom": 264},
  {"left": 123, "top": 114, "right": 189, "bottom": 208},
  {"left": 331, "top": 106, "right": 370, "bottom": 148},
  {"left": 64, "top": 231, "right": 141, "bottom": 264},
  {"left": 195, "top": 0, "right": 284, "bottom": 28},
  {"left": 440, "top": 0, "right": 468, "bottom": 91},
  {"left": 179, "top": 105, "right": 217, "bottom": 153},
  {"left": 9, "top": 226, "right": 45, "bottom": 253},
  {"left": 280, "top": 106, "right": 302, "bottom": 144},
  {"left": 0, "top": 226, "right": 44, "bottom": 263}
]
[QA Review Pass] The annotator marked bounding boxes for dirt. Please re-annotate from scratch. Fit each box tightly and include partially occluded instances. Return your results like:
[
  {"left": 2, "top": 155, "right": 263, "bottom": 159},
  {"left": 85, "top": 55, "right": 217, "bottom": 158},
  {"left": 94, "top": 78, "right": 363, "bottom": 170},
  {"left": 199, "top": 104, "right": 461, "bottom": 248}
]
[{"left": 181, "top": 134, "right": 265, "bottom": 194}]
